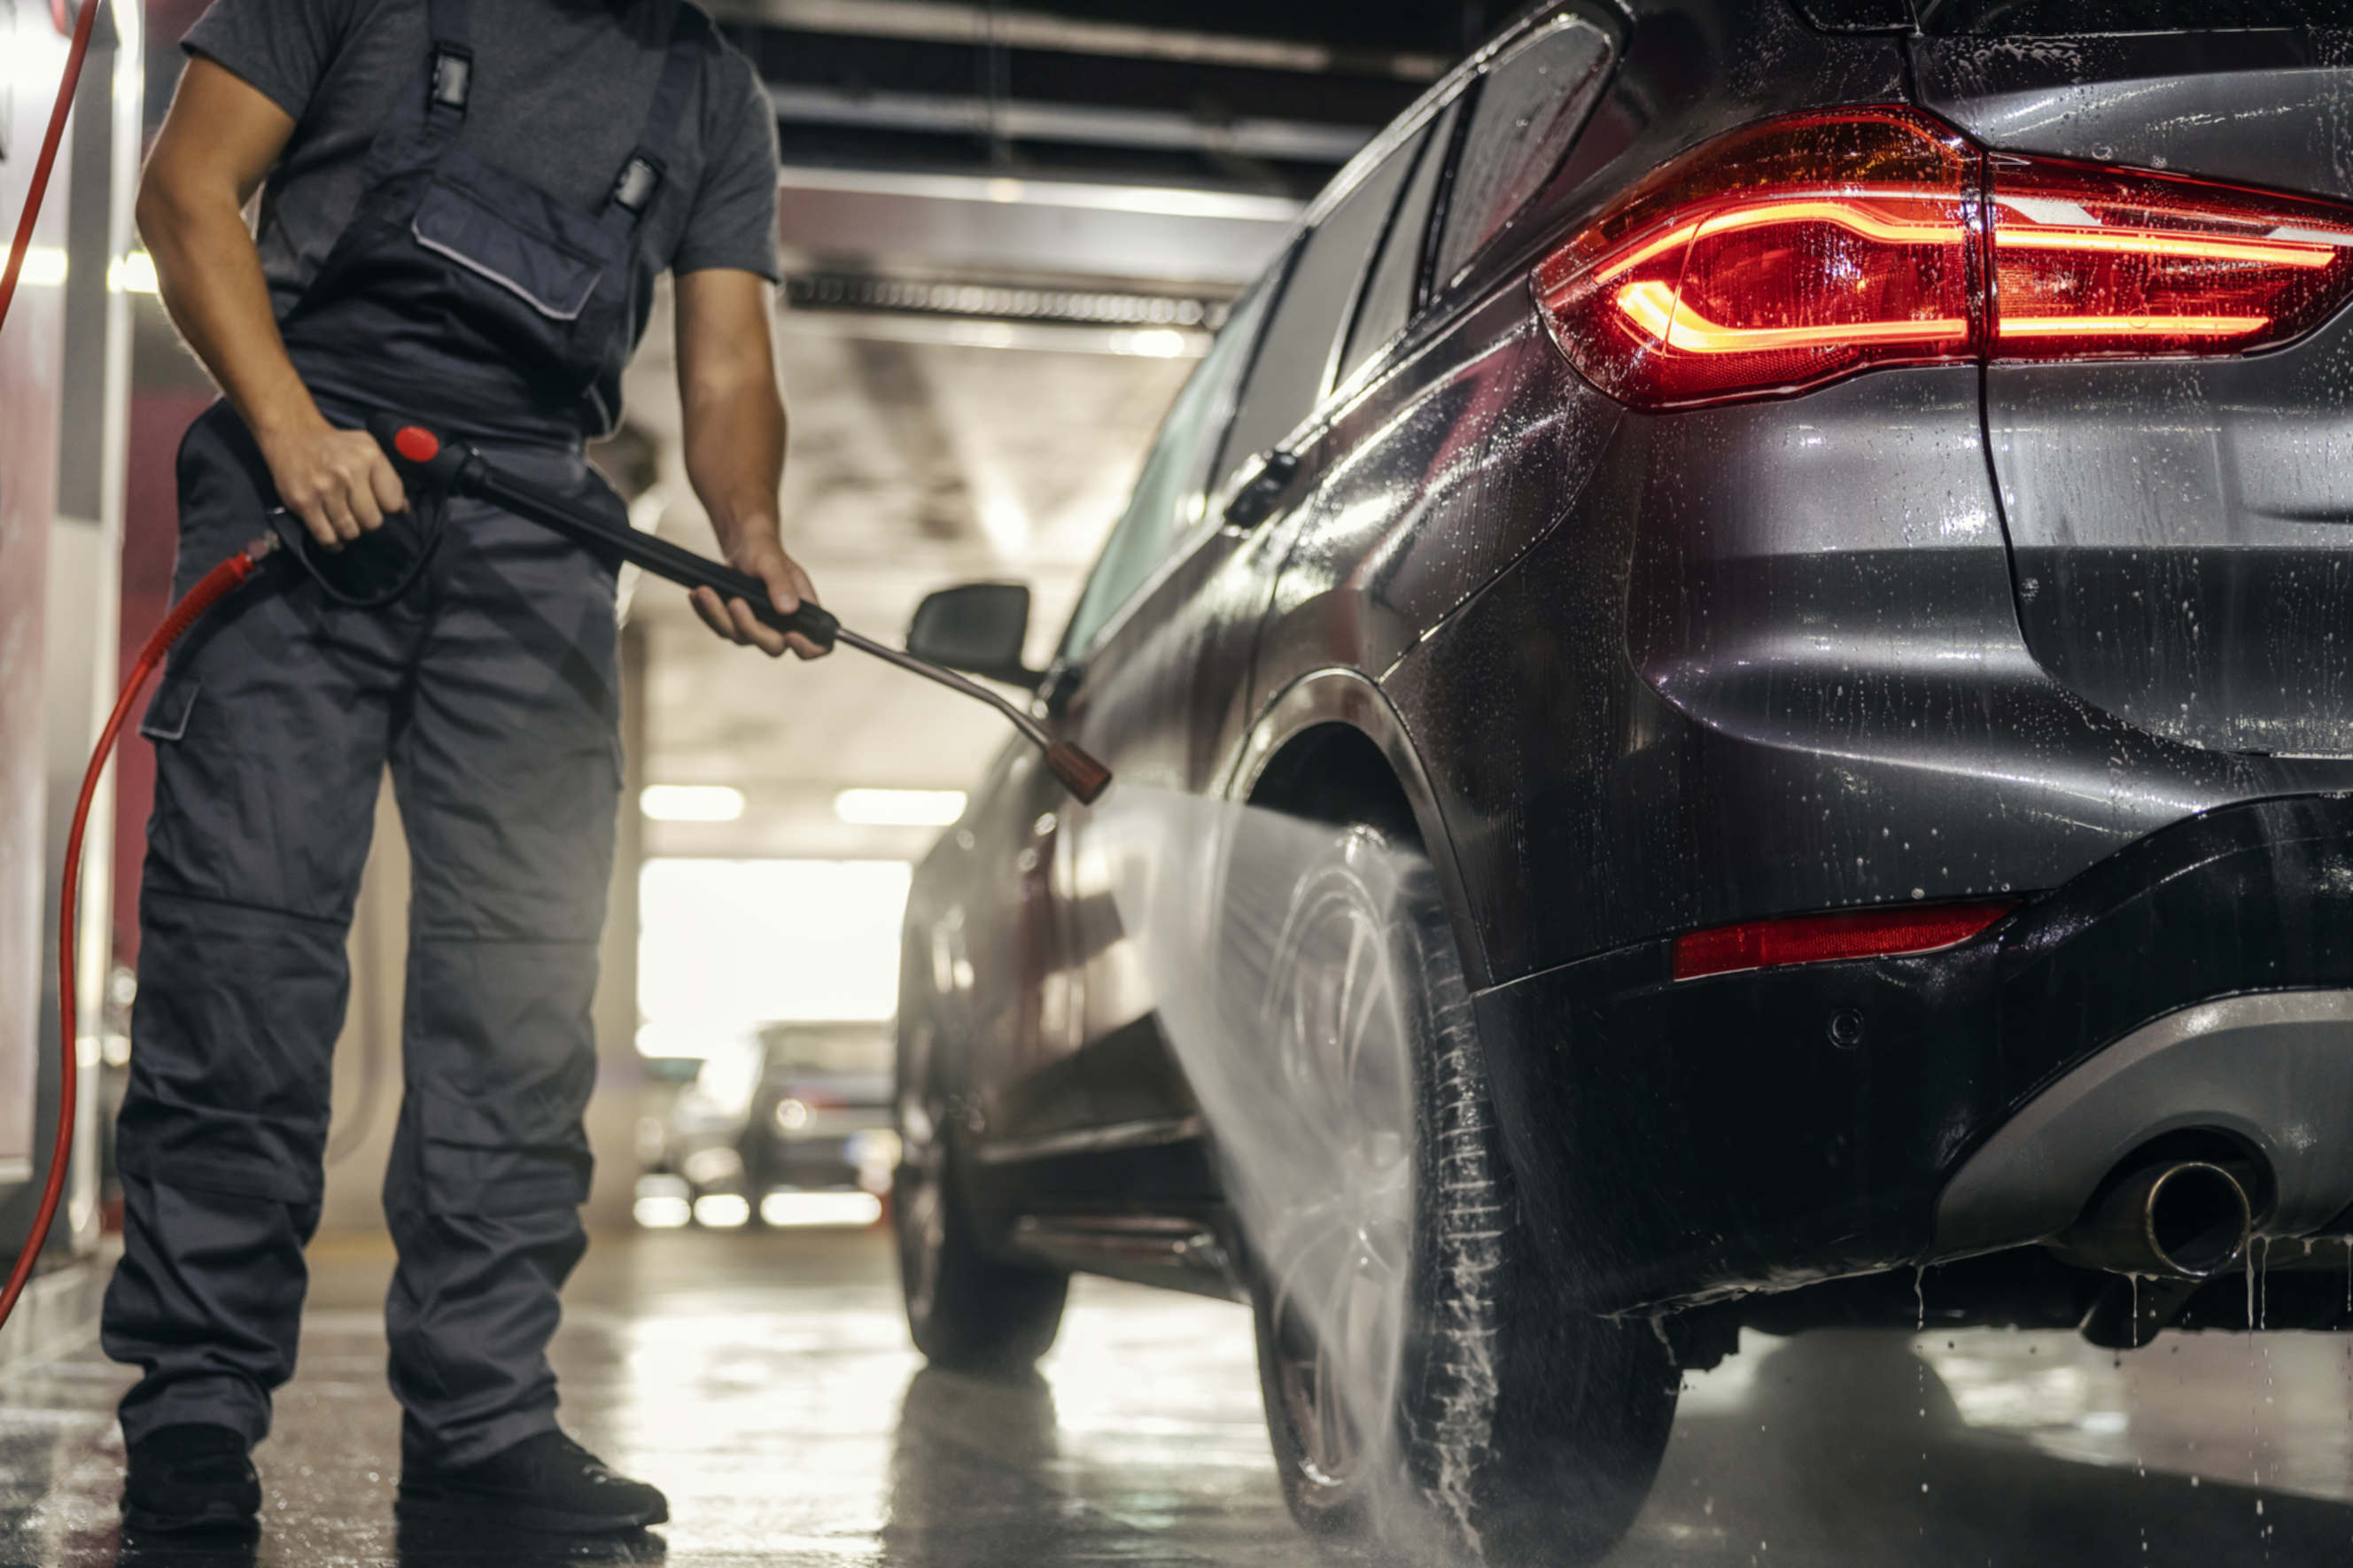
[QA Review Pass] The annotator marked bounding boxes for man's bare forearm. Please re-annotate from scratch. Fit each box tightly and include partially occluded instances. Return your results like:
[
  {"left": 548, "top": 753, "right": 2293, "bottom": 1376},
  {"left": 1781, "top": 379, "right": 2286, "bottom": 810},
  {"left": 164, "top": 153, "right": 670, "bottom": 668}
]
[
  {"left": 137, "top": 176, "right": 324, "bottom": 442},
  {"left": 674, "top": 269, "right": 821, "bottom": 657},
  {"left": 681, "top": 366, "right": 788, "bottom": 554},
  {"left": 140, "top": 59, "right": 406, "bottom": 544}
]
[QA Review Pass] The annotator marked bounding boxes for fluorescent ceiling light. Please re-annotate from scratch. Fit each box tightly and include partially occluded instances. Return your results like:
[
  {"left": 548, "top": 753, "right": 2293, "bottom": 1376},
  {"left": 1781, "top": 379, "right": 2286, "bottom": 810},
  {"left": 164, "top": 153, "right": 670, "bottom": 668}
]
[
  {"left": 1117, "top": 328, "right": 1190, "bottom": 358},
  {"left": 835, "top": 788, "right": 966, "bottom": 827},
  {"left": 774, "top": 163, "right": 1308, "bottom": 222},
  {"left": 641, "top": 784, "right": 744, "bottom": 822},
  {"left": 692, "top": 1193, "right": 752, "bottom": 1229},
  {"left": 759, "top": 1191, "right": 883, "bottom": 1229}
]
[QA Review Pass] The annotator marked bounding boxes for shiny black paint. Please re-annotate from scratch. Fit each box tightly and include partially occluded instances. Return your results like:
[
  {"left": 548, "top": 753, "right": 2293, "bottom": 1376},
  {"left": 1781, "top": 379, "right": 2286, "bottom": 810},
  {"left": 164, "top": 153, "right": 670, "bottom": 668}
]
[
  {"left": 902, "top": 0, "right": 2353, "bottom": 1318},
  {"left": 1479, "top": 796, "right": 2353, "bottom": 1313},
  {"left": 1922, "top": 29, "right": 2353, "bottom": 757}
]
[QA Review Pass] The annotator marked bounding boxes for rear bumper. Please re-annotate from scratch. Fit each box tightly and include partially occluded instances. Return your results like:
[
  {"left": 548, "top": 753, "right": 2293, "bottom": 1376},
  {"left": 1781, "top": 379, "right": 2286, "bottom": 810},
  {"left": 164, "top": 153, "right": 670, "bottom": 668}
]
[{"left": 1475, "top": 793, "right": 2353, "bottom": 1315}]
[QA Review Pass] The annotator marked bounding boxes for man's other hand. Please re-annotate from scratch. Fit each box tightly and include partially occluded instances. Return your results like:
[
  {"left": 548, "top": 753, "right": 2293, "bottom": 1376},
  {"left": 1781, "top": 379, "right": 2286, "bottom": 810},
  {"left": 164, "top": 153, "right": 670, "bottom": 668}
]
[
  {"left": 257, "top": 419, "right": 408, "bottom": 548},
  {"left": 692, "top": 528, "right": 828, "bottom": 659}
]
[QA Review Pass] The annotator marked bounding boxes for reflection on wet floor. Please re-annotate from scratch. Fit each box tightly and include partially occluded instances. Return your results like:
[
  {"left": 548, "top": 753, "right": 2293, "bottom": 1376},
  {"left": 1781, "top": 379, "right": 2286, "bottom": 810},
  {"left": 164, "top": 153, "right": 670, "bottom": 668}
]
[{"left": 4, "top": 1229, "right": 2352, "bottom": 1565}]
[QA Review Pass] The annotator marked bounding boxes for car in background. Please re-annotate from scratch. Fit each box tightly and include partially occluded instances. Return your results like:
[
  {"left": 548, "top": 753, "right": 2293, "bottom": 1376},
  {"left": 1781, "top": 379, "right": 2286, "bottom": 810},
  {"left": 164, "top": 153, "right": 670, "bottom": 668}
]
[
  {"left": 639, "top": 1021, "right": 896, "bottom": 1229},
  {"left": 895, "top": 1, "right": 2353, "bottom": 1563}
]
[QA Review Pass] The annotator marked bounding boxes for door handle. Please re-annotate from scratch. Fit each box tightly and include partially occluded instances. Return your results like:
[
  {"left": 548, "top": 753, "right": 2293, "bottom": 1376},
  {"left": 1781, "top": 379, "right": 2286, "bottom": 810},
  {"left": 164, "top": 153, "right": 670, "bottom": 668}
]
[{"left": 1223, "top": 449, "right": 1301, "bottom": 531}]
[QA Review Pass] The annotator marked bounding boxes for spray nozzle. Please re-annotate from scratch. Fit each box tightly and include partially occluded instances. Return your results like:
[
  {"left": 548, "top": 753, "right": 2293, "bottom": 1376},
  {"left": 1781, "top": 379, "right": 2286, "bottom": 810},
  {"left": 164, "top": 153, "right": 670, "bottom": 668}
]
[{"left": 1045, "top": 741, "right": 1113, "bottom": 804}]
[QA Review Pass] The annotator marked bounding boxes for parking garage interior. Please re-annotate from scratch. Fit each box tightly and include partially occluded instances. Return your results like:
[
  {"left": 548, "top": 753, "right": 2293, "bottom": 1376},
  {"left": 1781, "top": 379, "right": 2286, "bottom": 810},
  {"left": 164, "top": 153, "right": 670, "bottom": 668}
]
[{"left": 9, "top": 0, "right": 2353, "bottom": 1564}]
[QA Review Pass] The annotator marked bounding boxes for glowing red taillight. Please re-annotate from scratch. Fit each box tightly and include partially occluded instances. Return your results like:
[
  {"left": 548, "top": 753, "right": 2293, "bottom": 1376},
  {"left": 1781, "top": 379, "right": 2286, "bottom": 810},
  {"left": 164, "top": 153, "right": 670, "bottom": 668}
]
[
  {"left": 1534, "top": 108, "right": 2353, "bottom": 408},
  {"left": 1535, "top": 108, "right": 1979, "bottom": 407},
  {"left": 1989, "top": 156, "right": 2353, "bottom": 358},
  {"left": 1670, "top": 900, "right": 2014, "bottom": 982}
]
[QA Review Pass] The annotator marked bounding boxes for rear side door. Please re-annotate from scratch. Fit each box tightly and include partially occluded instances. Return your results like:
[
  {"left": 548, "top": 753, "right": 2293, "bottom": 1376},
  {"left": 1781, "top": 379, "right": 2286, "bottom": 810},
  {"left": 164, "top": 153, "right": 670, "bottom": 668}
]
[
  {"left": 1256, "top": 10, "right": 1620, "bottom": 695},
  {"left": 1052, "top": 110, "right": 1459, "bottom": 1152},
  {"left": 940, "top": 283, "right": 1277, "bottom": 1177},
  {"left": 919, "top": 733, "right": 1100, "bottom": 1172},
  {"left": 1917, "top": 14, "right": 2353, "bottom": 755}
]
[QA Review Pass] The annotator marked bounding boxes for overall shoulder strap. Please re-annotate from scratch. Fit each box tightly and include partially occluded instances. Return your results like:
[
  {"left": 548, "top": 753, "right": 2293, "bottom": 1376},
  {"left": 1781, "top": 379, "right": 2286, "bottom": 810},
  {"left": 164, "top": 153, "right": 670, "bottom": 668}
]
[
  {"left": 602, "top": 4, "right": 716, "bottom": 229},
  {"left": 363, "top": 0, "right": 472, "bottom": 174},
  {"left": 417, "top": 0, "right": 474, "bottom": 145}
]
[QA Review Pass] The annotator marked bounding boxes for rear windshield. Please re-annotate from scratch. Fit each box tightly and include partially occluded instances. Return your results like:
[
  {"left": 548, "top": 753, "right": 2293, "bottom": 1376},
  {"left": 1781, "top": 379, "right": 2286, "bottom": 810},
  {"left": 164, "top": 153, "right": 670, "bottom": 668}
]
[{"left": 1922, "top": 0, "right": 2353, "bottom": 29}]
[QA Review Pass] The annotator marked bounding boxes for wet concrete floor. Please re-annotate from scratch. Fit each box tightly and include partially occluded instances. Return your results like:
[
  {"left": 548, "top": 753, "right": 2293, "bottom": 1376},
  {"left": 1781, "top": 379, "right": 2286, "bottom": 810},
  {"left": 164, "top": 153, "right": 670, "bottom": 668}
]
[{"left": 4, "top": 1227, "right": 2353, "bottom": 1566}]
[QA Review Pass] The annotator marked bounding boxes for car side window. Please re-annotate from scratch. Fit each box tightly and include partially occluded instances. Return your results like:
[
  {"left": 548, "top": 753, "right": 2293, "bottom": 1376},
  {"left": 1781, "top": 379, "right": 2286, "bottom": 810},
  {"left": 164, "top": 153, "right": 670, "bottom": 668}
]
[
  {"left": 1431, "top": 12, "right": 1614, "bottom": 291},
  {"left": 1059, "top": 277, "right": 1278, "bottom": 661},
  {"left": 1212, "top": 129, "right": 1433, "bottom": 491},
  {"left": 1336, "top": 97, "right": 1463, "bottom": 390}
]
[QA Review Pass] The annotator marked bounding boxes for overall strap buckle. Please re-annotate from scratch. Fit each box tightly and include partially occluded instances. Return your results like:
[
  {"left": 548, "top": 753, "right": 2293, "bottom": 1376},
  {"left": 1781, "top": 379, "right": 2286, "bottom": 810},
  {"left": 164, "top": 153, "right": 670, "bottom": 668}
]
[
  {"left": 430, "top": 47, "right": 473, "bottom": 112},
  {"left": 600, "top": 6, "right": 710, "bottom": 225},
  {"left": 611, "top": 155, "right": 662, "bottom": 214}
]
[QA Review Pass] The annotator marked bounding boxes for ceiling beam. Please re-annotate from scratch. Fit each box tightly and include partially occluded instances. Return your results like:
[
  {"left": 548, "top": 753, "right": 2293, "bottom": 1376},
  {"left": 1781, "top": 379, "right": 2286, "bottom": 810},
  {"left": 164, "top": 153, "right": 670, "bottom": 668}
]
[
  {"left": 765, "top": 81, "right": 1373, "bottom": 163},
  {"left": 775, "top": 164, "right": 1301, "bottom": 287},
  {"left": 708, "top": 0, "right": 1449, "bottom": 80}
]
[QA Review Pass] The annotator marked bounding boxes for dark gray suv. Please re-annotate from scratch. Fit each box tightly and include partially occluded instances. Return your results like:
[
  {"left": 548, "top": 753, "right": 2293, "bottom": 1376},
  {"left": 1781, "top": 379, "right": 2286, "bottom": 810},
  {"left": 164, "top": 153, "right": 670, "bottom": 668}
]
[{"left": 894, "top": 1, "right": 2353, "bottom": 1561}]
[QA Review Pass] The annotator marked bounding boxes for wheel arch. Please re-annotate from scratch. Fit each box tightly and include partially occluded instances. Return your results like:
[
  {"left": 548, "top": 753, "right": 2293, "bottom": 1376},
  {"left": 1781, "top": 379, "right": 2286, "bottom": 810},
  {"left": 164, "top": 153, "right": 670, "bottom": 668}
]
[{"left": 1225, "top": 666, "right": 1493, "bottom": 990}]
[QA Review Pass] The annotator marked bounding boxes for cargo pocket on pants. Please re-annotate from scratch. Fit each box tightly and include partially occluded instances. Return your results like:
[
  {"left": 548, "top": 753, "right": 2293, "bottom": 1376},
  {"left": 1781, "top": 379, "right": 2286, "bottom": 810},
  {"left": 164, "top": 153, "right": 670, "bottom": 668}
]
[{"left": 138, "top": 669, "right": 201, "bottom": 743}]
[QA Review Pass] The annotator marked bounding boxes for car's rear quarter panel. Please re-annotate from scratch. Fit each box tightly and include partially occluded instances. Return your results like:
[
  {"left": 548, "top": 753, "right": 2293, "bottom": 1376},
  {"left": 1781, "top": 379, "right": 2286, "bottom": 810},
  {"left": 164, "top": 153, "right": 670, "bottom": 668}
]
[
  {"left": 1923, "top": 28, "right": 2353, "bottom": 758},
  {"left": 1364, "top": 6, "right": 2353, "bottom": 1308}
]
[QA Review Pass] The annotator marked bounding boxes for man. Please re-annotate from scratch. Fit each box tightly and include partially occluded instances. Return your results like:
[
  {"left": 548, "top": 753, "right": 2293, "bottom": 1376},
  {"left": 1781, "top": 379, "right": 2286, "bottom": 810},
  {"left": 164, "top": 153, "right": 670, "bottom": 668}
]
[{"left": 106, "top": 0, "right": 821, "bottom": 1537}]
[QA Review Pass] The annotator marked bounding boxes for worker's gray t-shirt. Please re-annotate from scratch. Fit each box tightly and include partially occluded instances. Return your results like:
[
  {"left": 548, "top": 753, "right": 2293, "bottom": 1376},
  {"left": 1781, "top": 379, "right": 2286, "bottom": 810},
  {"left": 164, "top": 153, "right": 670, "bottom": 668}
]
[{"left": 182, "top": 0, "right": 781, "bottom": 323}]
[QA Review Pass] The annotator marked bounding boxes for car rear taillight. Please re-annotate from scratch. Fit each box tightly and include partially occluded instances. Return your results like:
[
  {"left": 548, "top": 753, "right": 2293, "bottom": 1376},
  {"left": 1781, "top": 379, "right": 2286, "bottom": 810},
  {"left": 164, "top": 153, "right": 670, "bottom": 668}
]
[
  {"left": 1534, "top": 109, "right": 1979, "bottom": 407},
  {"left": 1534, "top": 108, "right": 2353, "bottom": 408},
  {"left": 1990, "top": 156, "right": 2353, "bottom": 359},
  {"left": 1670, "top": 900, "right": 2014, "bottom": 982}
]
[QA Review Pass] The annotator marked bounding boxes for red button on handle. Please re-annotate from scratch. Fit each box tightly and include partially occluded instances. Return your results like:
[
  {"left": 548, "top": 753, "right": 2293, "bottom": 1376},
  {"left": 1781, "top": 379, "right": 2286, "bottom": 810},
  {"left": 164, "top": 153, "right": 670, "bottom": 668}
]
[{"left": 393, "top": 426, "right": 440, "bottom": 463}]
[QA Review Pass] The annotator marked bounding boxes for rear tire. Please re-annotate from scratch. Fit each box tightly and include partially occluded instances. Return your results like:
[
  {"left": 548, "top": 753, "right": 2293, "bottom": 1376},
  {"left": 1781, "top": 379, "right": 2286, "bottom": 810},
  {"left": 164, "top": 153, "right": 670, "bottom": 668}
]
[
  {"left": 1245, "top": 826, "right": 1676, "bottom": 1567},
  {"left": 894, "top": 1108, "right": 1067, "bottom": 1374}
]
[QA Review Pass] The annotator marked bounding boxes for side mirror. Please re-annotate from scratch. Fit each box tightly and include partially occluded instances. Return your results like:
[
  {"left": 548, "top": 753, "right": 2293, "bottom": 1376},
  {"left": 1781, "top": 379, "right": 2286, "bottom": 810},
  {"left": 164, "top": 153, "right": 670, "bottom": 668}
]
[{"left": 907, "top": 582, "right": 1043, "bottom": 691}]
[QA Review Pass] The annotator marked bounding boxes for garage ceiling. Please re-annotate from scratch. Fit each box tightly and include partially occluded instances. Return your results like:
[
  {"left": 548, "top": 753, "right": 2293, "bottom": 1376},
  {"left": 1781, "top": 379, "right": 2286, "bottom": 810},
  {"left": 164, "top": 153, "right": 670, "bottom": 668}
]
[{"left": 619, "top": 0, "right": 1494, "bottom": 864}]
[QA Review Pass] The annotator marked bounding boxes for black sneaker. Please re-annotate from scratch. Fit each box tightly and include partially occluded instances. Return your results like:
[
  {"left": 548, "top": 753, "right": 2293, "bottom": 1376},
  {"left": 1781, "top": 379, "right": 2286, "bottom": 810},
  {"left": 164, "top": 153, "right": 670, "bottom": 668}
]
[
  {"left": 398, "top": 1430, "right": 668, "bottom": 1533},
  {"left": 120, "top": 1423, "right": 260, "bottom": 1536}
]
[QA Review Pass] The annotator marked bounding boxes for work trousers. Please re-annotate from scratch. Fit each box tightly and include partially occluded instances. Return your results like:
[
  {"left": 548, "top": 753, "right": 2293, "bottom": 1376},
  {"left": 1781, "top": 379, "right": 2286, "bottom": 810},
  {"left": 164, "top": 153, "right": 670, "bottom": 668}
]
[{"left": 102, "top": 401, "right": 625, "bottom": 1463}]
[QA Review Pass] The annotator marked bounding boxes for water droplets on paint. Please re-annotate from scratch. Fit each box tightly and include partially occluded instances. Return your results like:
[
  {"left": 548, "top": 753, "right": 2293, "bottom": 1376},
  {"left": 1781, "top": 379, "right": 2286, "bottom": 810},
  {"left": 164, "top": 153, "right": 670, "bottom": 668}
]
[{"left": 1079, "top": 784, "right": 2349, "bottom": 1560}]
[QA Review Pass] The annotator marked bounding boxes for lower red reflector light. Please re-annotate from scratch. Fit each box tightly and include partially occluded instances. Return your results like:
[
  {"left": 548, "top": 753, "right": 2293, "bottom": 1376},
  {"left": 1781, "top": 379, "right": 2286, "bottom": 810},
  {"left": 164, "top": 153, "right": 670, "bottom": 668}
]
[{"left": 1671, "top": 900, "right": 2015, "bottom": 982}]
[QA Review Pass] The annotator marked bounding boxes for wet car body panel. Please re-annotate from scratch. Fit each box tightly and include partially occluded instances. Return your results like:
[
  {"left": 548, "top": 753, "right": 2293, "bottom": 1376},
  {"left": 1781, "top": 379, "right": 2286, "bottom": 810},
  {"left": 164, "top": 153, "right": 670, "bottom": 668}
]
[
  {"left": 908, "top": 742, "right": 1099, "bottom": 1153},
  {"left": 1479, "top": 794, "right": 2353, "bottom": 1313},
  {"left": 902, "top": 0, "right": 2353, "bottom": 1326},
  {"left": 1912, "top": 28, "right": 2353, "bottom": 200},
  {"left": 1919, "top": 30, "right": 2353, "bottom": 758}
]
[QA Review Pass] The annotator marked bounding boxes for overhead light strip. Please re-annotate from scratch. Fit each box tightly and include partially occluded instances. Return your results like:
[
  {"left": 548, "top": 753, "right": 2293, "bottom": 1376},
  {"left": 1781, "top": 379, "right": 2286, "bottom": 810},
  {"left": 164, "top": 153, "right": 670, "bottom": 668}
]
[{"left": 775, "top": 163, "right": 1304, "bottom": 222}]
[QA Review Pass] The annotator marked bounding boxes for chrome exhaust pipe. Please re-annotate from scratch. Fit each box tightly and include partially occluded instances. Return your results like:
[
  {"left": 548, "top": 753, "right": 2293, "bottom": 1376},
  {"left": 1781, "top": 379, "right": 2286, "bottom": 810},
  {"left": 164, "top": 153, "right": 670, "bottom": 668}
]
[{"left": 2056, "top": 1160, "right": 2252, "bottom": 1280}]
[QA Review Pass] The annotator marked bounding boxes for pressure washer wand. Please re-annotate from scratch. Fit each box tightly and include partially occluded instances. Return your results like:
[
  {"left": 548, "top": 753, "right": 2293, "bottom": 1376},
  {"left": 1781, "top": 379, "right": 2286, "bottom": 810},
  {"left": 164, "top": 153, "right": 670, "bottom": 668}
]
[{"left": 368, "top": 415, "right": 1111, "bottom": 803}]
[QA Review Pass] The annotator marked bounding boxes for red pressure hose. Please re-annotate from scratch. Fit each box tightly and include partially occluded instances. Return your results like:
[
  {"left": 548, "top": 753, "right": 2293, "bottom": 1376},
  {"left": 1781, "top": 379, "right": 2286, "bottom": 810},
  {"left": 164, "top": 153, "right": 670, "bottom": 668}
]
[
  {"left": 0, "top": 0, "right": 102, "bottom": 337},
  {"left": 0, "top": 0, "right": 122, "bottom": 1336},
  {"left": 0, "top": 546, "right": 270, "bottom": 1336}
]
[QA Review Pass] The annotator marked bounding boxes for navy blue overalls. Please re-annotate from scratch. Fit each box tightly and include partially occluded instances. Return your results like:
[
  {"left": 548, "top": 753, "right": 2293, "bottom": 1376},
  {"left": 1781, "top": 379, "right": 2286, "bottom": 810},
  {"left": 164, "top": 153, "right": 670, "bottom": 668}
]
[{"left": 104, "top": 0, "right": 711, "bottom": 1464}]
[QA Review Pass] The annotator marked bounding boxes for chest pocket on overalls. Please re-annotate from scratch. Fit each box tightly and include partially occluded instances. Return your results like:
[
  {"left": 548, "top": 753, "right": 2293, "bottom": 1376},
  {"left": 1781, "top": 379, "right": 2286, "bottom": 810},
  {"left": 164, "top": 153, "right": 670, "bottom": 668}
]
[
  {"left": 274, "top": 0, "right": 705, "bottom": 439},
  {"left": 411, "top": 167, "right": 606, "bottom": 323}
]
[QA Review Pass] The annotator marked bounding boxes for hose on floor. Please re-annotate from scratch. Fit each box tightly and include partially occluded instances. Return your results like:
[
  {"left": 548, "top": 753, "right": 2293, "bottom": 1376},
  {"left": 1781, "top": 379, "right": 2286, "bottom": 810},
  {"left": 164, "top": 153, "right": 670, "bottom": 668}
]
[{"left": 0, "top": 544, "right": 272, "bottom": 1336}]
